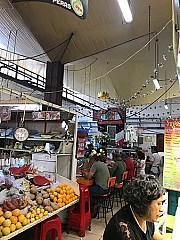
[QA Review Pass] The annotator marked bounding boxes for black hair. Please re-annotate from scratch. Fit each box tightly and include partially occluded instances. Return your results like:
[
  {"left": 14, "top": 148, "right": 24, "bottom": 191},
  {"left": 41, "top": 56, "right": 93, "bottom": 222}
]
[
  {"left": 137, "top": 150, "right": 145, "bottom": 160},
  {"left": 124, "top": 175, "right": 164, "bottom": 217},
  {"left": 151, "top": 146, "right": 158, "bottom": 153}
]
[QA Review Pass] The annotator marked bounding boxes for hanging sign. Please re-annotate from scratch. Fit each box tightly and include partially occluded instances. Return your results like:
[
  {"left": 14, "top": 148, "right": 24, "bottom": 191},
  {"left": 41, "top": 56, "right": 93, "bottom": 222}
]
[
  {"left": 12, "top": 0, "right": 88, "bottom": 19},
  {"left": 163, "top": 119, "right": 180, "bottom": 191},
  {"left": 77, "top": 137, "right": 85, "bottom": 158}
]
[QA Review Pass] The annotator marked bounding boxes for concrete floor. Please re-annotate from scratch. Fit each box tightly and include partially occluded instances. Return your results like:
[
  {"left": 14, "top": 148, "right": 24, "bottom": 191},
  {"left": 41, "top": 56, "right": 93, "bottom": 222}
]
[{"left": 62, "top": 205, "right": 121, "bottom": 240}]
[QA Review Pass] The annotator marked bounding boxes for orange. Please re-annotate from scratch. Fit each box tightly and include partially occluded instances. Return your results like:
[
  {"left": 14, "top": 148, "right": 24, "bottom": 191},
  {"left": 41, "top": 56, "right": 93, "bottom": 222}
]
[
  {"left": 2, "top": 226, "right": 10, "bottom": 236},
  {"left": 0, "top": 216, "right": 5, "bottom": 225},
  {"left": 0, "top": 211, "right": 3, "bottom": 217},
  {"left": 18, "top": 214, "right": 25, "bottom": 223},
  {"left": 3, "top": 219, "right": 11, "bottom": 227},
  {"left": 53, "top": 192, "right": 58, "bottom": 196},
  {"left": 53, "top": 197, "right": 57, "bottom": 203},
  {"left": 12, "top": 209, "right": 21, "bottom": 217},
  {"left": 60, "top": 190, "right": 64, "bottom": 195},
  {"left": 57, "top": 198, "right": 62, "bottom": 203},
  {"left": 66, "top": 195, "right": 70, "bottom": 200},
  {"left": 16, "top": 222, "right": 22, "bottom": 229},
  {"left": 50, "top": 194, "right": 54, "bottom": 200},
  {"left": 62, "top": 198, "right": 66, "bottom": 203},
  {"left": 10, "top": 216, "right": 18, "bottom": 224},
  {"left": 55, "top": 187, "right": 60, "bottom": 192},
  {"left": 10, "top": 223, "right": 16, "bottom": 232},
  {"left": 58, "top": 202, "right": 63, "bottom": 208},
  {"left": 4, "top": 211, "right": 12, "bottom": 219},
  {"left": 70, "top": 189, "right": 74, "bottom": 194},
  {"left": 22, "top": 218, "right": 28, "bottom": 226},
  {"left": 46, "top": 188, "right": 51, "bottom": 193}
]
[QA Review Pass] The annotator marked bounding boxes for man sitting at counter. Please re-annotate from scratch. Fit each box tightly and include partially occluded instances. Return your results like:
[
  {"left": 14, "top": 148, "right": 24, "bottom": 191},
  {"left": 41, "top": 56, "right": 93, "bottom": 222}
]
[
  {"left": 109, "top": 152, "right": 126, "bottom": 184},
  {"left": 82, "top": 149, "right": 110, "bottom": 217}
]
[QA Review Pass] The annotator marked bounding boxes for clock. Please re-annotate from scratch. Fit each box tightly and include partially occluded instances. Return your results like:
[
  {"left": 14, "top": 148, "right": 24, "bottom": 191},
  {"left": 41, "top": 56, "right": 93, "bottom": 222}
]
[{"left": 13, "top": 127, "right": 29, "bottom": 142}]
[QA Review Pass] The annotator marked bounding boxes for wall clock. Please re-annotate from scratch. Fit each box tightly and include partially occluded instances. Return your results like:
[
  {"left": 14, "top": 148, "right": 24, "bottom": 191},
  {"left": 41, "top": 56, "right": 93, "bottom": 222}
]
[{"left": 13, "top": 127, "right": 29, "bottom": 142}]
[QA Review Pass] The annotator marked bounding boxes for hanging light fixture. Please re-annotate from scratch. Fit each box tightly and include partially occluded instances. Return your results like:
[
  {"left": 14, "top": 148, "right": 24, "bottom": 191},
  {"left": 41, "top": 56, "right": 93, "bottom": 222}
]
[
  {"left": 152, "top": 39, "right": 160, "bottom": 90},
  {"left": 164, "top": 102, "right": 168, "bottom": 110},
  {"left": 98, "top": 91, "right": 110, "bottom": 100},
  {"left": 117, "top": 0, "right": 133, "bottom": 23}
]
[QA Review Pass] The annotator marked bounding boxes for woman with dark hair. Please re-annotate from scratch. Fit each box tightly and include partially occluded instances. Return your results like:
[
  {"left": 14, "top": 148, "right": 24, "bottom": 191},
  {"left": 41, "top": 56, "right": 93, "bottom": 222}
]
[{"left": 103, "top": 175, "right": 165, "bottom": 240}]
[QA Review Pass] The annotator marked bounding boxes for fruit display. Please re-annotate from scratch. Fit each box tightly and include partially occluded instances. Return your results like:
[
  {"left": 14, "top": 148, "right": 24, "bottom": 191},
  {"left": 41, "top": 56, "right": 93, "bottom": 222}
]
[
  {"left": 3, "top": 195, "right": 28, "bottom": 211},
  {"left": 0, "top": 179, "right": 79, "bottom": 238}
]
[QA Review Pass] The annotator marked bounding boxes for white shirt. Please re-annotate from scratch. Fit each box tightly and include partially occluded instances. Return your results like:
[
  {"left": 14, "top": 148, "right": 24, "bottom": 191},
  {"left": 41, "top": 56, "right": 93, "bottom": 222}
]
[{"left": 150, "top": 153, "right": 161, "bottom": 174}]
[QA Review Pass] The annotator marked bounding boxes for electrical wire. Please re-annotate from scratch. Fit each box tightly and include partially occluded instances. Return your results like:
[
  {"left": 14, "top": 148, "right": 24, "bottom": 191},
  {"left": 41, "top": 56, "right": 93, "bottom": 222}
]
[
  {"left": 0, "top": 34, "right": 73, "bottom": 62},
  {"left": 84, "top": 19, "right": 172, "bottom": 86},
  {"left": 126, "top": 78, "right": 177, "bottom": 119}
]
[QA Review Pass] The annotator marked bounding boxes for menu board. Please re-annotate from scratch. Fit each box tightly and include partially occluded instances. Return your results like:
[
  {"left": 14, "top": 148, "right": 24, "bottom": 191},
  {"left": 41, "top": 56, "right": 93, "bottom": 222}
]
[{"left": 163, "top": 120, "right": 180, "bottom": 191}]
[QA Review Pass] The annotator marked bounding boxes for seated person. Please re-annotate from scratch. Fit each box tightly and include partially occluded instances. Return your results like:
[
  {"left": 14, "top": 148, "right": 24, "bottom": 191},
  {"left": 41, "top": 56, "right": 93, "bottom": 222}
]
[
  {"left": 103, "top": 175, "right": 165, "bottom": 240},
  {"left": 121, "top": 152, "right": 135, "bottom": 181},
  {"left": 82, "top": 149, "right": 110, "bottom": 217},
  {"left": 109, "top": 153, "right": 126, "bottom": 184}
]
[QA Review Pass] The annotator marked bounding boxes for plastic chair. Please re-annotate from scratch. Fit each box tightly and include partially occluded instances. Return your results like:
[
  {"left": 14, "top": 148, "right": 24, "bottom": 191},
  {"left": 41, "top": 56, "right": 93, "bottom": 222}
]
[
  {"left": 67, "top": 184, "right": 91, "bottom": 237},
  {"left": 114, "top": 171, "right": 128, "bottom": 207},
  {"left": 33, "top": 214, "right": 62, "bottom": 240},
  {"left": 97, "top": 177, "right": 116, "bottom": 225}
]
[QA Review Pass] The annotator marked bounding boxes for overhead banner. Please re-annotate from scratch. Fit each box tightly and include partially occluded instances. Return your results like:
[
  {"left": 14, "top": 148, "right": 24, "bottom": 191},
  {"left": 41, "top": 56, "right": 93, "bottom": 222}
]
[
  {"left": 12, "top": 0, "right": 88, "bottom": 19},
  {"left": 163, "top": 119, "right": 180, "bottom": 191}
]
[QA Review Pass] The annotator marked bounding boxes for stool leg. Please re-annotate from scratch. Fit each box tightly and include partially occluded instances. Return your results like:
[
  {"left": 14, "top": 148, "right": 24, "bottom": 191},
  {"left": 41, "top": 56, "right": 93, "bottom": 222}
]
[
  {"left": 50, "top": 229, "right": 56, "bottom": 240},
  {"left": 79, "top": 229, "right": 85, "bottom": 238}
]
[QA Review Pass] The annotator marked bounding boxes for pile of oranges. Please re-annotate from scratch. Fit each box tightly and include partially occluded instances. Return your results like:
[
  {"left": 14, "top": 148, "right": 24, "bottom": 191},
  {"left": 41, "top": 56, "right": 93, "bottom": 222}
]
[
  {"left": 0, "top": 208, "right": 27, "bottom": 236},
  {"left": 46, "top": 183, "right": 78, "bottom": 208}
]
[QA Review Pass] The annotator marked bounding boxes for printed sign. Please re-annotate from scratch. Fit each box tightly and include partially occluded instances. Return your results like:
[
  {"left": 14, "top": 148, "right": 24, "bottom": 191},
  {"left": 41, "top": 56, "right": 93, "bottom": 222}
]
[
  {"left": 163, "top": 119, "right": 180, "bottom": 191},
  {"left": 0, "top": 107, "right": 11, "bottom": 121},
  {"left": 77, "top": 137, "right": 85, "bottom": 158},
  {"left": 32, "top": 111, "right": 60, "bottom": 120},
  {"left": 12, "top": 0, "right": 88, "bottom": 19}
]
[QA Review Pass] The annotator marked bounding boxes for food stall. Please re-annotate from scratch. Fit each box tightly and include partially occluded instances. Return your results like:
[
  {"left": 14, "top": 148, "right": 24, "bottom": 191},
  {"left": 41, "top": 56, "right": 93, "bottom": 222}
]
[{"left": 0, "top": 87, "right": 79, "bottom": 238}]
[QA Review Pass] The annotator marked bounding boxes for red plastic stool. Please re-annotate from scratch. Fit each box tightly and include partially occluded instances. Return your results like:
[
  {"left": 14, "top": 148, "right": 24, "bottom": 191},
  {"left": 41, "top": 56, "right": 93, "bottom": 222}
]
[
  {"left": 34, "top": 214, "right": 62, "bottom": 240},
  {"left": 67, "top": 184, "right": 91, "bottom": 237}
]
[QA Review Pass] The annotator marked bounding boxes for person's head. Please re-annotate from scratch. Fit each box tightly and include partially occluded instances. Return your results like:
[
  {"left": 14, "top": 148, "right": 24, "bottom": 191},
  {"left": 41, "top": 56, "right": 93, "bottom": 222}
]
[
  {"left": 151, "top": 146, "right": 158, "bottom": 153},
  {"left": 112, "top": 153, "right": 122, "bottom": 162},
  {"left": 124, "top": 175, "right": 164, "bottom": 222},
  {"left": 121, "top": 151, "right": 128, "bottom": 160},
  {"left": 101, "top": 142, "right": 107, "bottom": 149},
  {"left": 89, "top": 149, "right": 106, "bottom": 163},
  {"left": 88, "top": 143, "right": 93, "bottom": 150},
  {"left": 137, "top": 150, "right": 145, "bottom": 160}
]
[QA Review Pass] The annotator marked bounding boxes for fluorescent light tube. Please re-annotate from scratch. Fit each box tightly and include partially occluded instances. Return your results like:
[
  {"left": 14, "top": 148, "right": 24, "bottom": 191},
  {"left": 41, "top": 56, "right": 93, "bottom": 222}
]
[
  {"left": 153, "top": 79, "right": 160, "bottom": 90},
  {"left": 117, "top": 0, "right": 133, "bottom": 23}
]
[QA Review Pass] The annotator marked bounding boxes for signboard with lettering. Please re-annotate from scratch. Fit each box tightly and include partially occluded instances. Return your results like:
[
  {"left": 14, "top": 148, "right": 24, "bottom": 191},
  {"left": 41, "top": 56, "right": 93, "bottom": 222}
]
[
  {"left": 32, "top": 111, "right": 60, "bottom": 120},
  {"left": 12, "top": 0, "right": 88, "bottom": 19},
  {"left": 163, "top": 119, "right": 180, "bottom": 191},
  {"left": 77, "top": 137, "right": 85, "bottom": 158}
]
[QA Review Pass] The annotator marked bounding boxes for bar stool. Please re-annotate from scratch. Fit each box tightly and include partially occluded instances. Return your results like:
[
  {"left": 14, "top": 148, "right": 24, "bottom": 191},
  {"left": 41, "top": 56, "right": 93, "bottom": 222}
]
[
  {"left": 34, "top": 214, "right": 62, "bottom": 240},
  {"left": 114, "top": 171, "right": 128, "bottom": 207},
  {"left": 97, "top": 177, "right": 116, "bottom": 225},
  {"left": 67, "top": 184, "right": 91, "bottom": 237}
]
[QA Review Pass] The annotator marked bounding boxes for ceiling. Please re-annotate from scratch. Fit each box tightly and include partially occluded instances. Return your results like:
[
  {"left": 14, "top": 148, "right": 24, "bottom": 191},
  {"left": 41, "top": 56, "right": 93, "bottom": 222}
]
[{"left": 0, "top": 0, "right": 178, "bottom": 107}]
